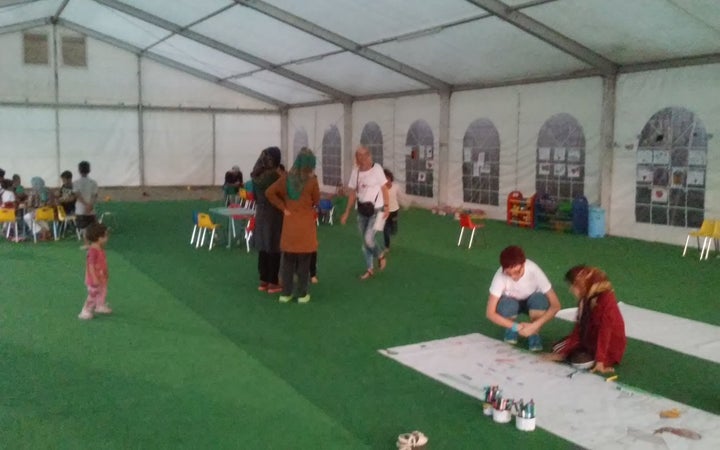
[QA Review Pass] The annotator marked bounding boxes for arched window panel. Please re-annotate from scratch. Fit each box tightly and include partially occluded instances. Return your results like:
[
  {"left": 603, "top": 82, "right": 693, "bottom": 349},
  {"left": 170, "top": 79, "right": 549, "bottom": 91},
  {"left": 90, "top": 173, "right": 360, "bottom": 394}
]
[
  {"left": 360, "top": 121, "right": 384, "bottom": 166},
  {"left": 635, "top": 107, "right": 707, "bottom": 228},
  {"left": 405, "top": 119, "right": 434, "bottom": 198},
  {"left": 462, "top": 119, "right": 500, "bottom": 206},
  {"left": 535, "top": 113, "right": 586, "bottom": 202},
  {"left": 292, "top": 128, "right": 309, "bottom": 161},
  {"left": 321, "top": 125, "right": 342, "bottom": 187}
]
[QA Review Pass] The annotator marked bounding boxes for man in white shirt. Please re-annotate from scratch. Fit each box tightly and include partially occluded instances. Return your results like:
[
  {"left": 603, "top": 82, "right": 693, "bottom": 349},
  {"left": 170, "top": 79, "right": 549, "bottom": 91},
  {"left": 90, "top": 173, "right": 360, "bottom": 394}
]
[
  {"left": 340, "top": 146, "right": 390, "bottom": 280},
  {"left": 73, "top": 160, "right": 99, "bottom": 231},
  {"left": 486, "top": 245, "right": 561, "bottom": 351}
]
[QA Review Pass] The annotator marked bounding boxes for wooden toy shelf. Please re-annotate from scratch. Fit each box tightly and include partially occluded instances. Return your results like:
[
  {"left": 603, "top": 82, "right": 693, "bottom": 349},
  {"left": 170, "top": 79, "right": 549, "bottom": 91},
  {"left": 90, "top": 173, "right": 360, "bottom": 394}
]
[{"left": 506, "top": 191, "right": 535, "bottom": 228}]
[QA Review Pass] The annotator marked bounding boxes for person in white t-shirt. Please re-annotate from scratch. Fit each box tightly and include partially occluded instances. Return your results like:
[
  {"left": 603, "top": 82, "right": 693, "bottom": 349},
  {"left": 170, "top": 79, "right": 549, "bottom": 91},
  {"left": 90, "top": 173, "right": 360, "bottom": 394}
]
[
  {"left": 340, "top": 146, "right": 389, "bottom": 280},
  {"left": 486, "top": 245, "right": 561, "bottom": 352}
]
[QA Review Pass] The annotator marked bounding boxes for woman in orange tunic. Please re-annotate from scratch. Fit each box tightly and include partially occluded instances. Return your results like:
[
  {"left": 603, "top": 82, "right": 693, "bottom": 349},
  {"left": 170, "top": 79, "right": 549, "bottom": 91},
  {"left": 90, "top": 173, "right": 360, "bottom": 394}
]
[{"left": 265, "top": 148, "right": 320, "bottom": 304}]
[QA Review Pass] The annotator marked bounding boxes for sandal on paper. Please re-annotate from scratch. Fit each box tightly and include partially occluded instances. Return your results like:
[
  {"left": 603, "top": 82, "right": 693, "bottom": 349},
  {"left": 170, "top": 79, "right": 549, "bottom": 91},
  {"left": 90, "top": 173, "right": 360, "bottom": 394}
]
[{"left": 360, "top": 269, "right": 374, "bottom": 280}]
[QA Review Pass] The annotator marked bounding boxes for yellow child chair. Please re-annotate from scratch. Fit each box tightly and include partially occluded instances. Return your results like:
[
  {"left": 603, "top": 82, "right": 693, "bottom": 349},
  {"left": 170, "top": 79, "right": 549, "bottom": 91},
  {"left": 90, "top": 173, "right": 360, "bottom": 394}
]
[
  {"left": 56, "top": 204, "right": 80, "bottom": 240},
  {"left": 196, "top": 213, "right": 220, "bottom": 250},
  {"left": 700, "top": 220, "right": 720, "bottom": 260},
  {"left": 0, "top": 207, "right": 18, "bottom": 241},
  {"left": 682, "top": 219, "right": 715, "bottom": 259},
  {"left": 32, "top": 206, "right": 58, "bottom": 242}
]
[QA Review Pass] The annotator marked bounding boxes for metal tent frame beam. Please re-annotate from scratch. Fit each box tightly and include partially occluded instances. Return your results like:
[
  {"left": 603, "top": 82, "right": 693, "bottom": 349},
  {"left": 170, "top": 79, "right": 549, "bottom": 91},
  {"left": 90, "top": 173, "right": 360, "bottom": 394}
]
[
  {"left": 235, "top": 0, "right": 450, "bottom": 92},
  {"left": 0, "top": 17, "right": 49, "bottom": 35},
  {"left": 92, "top": 0, "right": 353, "bottom": 103},
  {"left": 0, "top": 0, "right": 39, "bottom": 7},
  {"left": 58, "top": 19, "right": 286, "bottom": 108},
  {"left": 465, "top": 0, "right": 617, "bottom": 74}
]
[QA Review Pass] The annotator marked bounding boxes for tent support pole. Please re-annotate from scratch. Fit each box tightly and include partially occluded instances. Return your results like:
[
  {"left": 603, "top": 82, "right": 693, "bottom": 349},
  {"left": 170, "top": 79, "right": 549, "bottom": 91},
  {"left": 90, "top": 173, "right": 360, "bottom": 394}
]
[
  {"left": 52, "top": 24, "right": 61, "bottom": 177},
  {"left": 342, "top": 101, "right": 353, "bottom": 188},
  {"left": 599, "top": 74, "right": 617, "bottom": 232},
  {"left": 137, "top": 55, "right": 145, "bottom": 186},
  {"left": 437, "top": 90, "right": 451, "bottom": 207}
]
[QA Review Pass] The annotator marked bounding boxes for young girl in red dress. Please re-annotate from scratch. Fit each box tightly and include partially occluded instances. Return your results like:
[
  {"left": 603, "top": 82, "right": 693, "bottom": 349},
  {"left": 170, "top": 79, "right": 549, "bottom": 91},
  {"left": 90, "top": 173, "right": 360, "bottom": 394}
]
[{"left": 78, "top": 222, "right": 112, "bottom": 320}]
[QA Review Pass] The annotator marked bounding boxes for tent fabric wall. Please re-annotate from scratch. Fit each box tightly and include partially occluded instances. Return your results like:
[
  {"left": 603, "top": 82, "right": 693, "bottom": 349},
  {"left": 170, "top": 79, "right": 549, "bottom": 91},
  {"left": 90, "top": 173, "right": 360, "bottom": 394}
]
[
  {"left": 610, "top": 64, "right": 720, "bottom": 245},
  {"left": 0, "top": 26, "right": 55, "bottom": 103},
  {"left": 59, "top": 109, "right": 140, "bottom": 186},
  {"left": 58, "top": 34, "right": 139, "bottom": 105},
  {"left": 0, "top": 107, "right": 56, "bottom": 183},
  {"left": 140, "top": 59, "right": 274, "bottom": 110},
  {"left": 214, "top": 113, "right": 281, "bottom": 185},
  {"left": 143, "top": 111, "right": 213, "bottom": 186}
]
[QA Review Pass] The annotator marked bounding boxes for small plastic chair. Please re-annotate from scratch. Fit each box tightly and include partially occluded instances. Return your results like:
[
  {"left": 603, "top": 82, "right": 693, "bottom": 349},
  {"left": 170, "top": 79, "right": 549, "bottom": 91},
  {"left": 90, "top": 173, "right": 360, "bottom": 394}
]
[
  {"left": 190, "top": 211, "right": 199, "bottom": 246},
  {"left": 244, "top": 191, "right": 256, "bottom": 210},
  {"left": 683, "top": 219, "right": 714, "bottom": 259},
  {"left": 457, "top": 213, "right": 485, "bottom": 249},
  {"left": 32, "top": 206, "right": 58, "bottom": 242},
  {"left": 0, "top": 207, "right": 18, "bottom": 241},
  {"left": 244, "top": 216, "right": 255, "bottom": 253},
  {"left": 56, "top": 204, "right": 80, "bottom": 240},
  {"left": 700, "top": 220, "right": 720, "bottom": 260},
  {"left": 196, "top": 213, "right": 220, "bottom": 250},
  {"left": 318, "top": 198, "right": 335, "bottom": 225}
]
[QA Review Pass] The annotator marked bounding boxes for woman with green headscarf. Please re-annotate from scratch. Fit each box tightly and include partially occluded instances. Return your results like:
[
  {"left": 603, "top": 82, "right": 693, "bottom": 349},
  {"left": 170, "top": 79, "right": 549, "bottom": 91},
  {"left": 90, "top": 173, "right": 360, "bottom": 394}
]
[{"left": 266, "top": 148, "right": 320, "bottom": 304}]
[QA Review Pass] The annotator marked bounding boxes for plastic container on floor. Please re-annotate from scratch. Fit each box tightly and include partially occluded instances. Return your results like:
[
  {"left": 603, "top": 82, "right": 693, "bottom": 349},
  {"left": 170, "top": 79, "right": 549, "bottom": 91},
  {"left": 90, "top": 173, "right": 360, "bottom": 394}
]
[{"left": 588, "top": 207, "right": 605, "bottom": 238}]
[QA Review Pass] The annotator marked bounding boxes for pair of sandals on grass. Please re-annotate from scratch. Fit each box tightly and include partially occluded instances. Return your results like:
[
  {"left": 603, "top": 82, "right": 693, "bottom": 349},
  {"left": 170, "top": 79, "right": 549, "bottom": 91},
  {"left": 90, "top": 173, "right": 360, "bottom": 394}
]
[{"left": 360, "top": 250, "right": 387, "bottom": 280}]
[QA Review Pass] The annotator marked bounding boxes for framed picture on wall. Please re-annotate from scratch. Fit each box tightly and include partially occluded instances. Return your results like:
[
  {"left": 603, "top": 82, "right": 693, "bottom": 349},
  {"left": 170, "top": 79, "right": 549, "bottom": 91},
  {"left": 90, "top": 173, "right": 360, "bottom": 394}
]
[
  {"left": 651, "top": 187, "right": 668, "bottom": 203},
  {"left": 553, "top": 148, "right": 566, "bottom": 161},
  {"left": 637, "top": 166, "right": 653, "bottom": 183},
  {"left": 554, "top": 164, "right": 566, "bottom": 176},
  {"left": 687, "top": 170, "right": 704, "bottom": 186},
  {"left": 567, "top": 148, "right": 581, "bottom": 163},
  {"left": 538, "top": 147, "right": 551, "bottom": 161},
  {"left": 637, "top": 149, "right": 653, "bottom": 164},
  {"left": 538, "top": 164, "right": 551, "bottom": 176},
  {"left": 688, "top": 150, "right": 706, "bottom": 166},
  {"left": 653, "top": 150, "right": 670, "bottom": 165},
  {"left": 567, "top": 164, "right": 582, "bottom": 178}
]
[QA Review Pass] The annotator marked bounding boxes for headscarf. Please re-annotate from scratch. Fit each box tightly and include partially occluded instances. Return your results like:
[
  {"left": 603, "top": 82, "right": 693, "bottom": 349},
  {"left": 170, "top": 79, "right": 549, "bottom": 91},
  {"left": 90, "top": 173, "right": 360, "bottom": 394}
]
[
  {"left": 287, "top": 147, "right": 316, "bottom": 200},
  {"left": 566, "top": 265, "right": 615, "bottom": 342},
  {"left": 251, "top": 146, "right": 282, "bottom": 191},
  {"left": 30, "top": 176, "right": 49, "bottom": 205}
]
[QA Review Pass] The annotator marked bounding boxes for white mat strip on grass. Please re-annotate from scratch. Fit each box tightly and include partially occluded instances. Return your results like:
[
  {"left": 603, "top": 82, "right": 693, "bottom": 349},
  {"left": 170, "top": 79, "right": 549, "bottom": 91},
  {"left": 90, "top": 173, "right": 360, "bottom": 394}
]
[
  {"left": 380, "top": 333, "right": 719, "bottom": 450},
  {"left": 556, "top": 302, "right": 720, "bottom": 364}
]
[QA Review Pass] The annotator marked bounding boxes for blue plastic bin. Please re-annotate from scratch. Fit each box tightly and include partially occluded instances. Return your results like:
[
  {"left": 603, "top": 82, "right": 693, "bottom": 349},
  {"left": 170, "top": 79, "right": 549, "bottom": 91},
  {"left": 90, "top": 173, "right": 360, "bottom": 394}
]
[{"left": 588, "top": 207, "right": 605, "bottom": 238}]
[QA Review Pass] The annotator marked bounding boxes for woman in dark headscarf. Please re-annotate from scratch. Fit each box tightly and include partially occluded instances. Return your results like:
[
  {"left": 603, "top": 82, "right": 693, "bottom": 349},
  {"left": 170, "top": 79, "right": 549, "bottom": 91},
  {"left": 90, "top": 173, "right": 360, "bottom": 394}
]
[
  {"left": 545, "top": 265, "right": 627, "bottom": 374},
  {"left": 265, "top": 148, "right": 320, "bottom": 303},
  {"left": 251, "top": 146, "right": 283, "bottom": 293}
]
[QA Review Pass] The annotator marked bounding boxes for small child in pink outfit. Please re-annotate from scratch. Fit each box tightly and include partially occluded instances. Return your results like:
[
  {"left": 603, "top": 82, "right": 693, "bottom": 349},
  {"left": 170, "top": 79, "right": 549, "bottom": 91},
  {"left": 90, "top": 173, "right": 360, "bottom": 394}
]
[{"left": 78, "top": 222, "right": 111, "bottom": 320}]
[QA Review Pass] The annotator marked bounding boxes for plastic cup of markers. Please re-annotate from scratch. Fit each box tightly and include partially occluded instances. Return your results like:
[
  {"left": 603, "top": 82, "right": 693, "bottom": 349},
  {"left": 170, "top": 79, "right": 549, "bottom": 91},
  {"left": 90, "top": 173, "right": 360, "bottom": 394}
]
[
  {"left": 492, "top": 408, "right": 512, "bottom": 424},
  {"left": 516, "top": 416, "right": 536, "bottom": 431},
  {"left": 482, "top": 403, "right": 493, "bottom": 416}
]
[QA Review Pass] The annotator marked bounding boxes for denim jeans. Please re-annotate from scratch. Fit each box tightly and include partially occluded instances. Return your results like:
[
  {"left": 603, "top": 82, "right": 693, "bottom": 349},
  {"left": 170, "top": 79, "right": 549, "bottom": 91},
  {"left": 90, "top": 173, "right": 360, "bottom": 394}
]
[{"left": 357, "top": 211, "right": 384, "bottom": 270}]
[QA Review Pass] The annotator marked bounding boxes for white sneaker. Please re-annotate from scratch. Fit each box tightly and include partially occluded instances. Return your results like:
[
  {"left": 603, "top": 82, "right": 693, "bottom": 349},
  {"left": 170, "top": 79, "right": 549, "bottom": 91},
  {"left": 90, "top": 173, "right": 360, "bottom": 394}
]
[
  {"left": 78, "top": 309, "right": 93, "bottom": 320},
  {"left": 95, "top": 305, "right": 113, "bottom": 314}
]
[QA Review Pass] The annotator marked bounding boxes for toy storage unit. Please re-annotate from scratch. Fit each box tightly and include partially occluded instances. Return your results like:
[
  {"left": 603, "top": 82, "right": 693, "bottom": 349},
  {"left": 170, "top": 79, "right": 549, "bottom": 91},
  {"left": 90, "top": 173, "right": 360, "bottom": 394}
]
[
  {"left": 534, "top": 194, "right": 589, "bottom": 233},
  {"left": 506, "top": 191, "right": 535, "bottom": 228}
]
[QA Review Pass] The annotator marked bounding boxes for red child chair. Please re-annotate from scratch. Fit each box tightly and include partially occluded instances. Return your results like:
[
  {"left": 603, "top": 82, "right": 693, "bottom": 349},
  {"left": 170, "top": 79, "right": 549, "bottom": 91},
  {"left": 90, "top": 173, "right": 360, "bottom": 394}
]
[{"left": 457, "top": 213, "right": 484, "bottom": 249}]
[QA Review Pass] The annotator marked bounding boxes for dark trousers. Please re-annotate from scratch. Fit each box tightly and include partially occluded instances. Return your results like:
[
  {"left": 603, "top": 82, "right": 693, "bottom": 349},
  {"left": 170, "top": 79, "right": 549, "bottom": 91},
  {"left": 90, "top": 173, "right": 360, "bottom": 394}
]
[
  {"left": 258, "top": 251, "right": 281, "bottom": 285},
  {"left": 383, "top": 210, "right": 399, "bottom": 248},
  {"left": 310, "top": 251, "right": 317, "bottom": 277},
  {"left": 280, "top": 252, "right": 312, "bottom": 297}
]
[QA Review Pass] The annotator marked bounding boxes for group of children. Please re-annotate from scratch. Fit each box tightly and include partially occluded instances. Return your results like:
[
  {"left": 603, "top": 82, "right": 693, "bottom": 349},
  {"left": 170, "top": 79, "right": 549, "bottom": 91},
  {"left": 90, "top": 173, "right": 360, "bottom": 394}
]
[{"left": 1, "top": 162, "right": 108, "bottom": 320}]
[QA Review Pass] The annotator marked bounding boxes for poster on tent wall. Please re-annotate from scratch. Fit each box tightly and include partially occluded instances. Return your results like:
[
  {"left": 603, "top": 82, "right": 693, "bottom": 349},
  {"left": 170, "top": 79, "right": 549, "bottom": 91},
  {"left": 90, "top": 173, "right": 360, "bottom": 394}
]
[
  {"left": 517, "top": 78, "right": 603, "bottom": 207},
  {"left": 215, "top": 114, "right": 281, "bottom": 186},
  {"left": 0, "top": 107, "right": 56, "bottom": 185},
  {"left": 611, "top": 64, "right": 720, "bottom": 245},
  {"left": 394, "top": 95, "right": 439, "bottom": 206},
  {"left": 450, "top": 87, "right": 519, "bottom": 218},
  {"left": 59, "top": 110, "right": 140, "bottom": 187},
  {"left": 143, "top": 112, "right": 213, "bottom": 186}
]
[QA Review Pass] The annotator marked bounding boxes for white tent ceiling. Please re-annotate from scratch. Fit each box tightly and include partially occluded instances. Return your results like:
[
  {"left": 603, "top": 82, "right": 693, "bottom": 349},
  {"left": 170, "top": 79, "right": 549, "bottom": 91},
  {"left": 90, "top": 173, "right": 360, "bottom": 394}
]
[{"left": 0, "top": 0, "right": 719, "bottom": 107}]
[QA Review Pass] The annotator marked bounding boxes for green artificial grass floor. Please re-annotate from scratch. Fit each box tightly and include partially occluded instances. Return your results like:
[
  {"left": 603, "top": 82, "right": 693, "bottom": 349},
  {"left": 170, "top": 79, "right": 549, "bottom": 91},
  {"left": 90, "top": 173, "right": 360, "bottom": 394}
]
[{"left": 2, "top": 200, "right": 718, "bottom": 449}]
